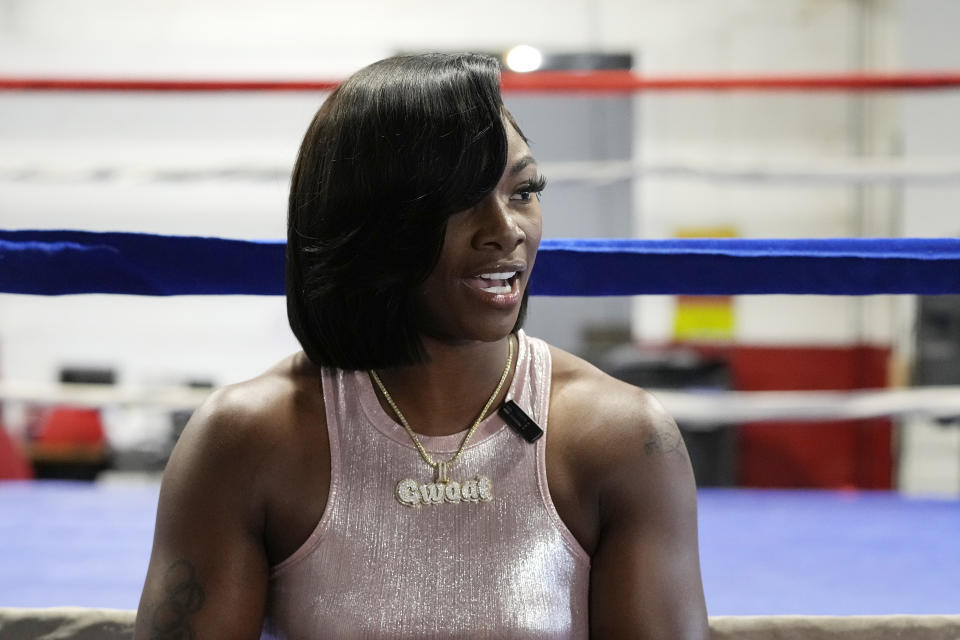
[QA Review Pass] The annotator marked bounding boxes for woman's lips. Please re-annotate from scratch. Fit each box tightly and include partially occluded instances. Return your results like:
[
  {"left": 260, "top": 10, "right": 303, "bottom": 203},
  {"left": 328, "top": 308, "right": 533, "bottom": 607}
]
[{"left": 462, "top": 274, "right": 522, "bottom": 308}]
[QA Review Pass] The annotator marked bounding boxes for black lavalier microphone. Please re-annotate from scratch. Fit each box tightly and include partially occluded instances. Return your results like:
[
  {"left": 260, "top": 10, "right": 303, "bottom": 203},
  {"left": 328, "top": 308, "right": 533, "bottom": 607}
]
[{"left": 498, "top": 400, "right": 544, "bottom": 443}]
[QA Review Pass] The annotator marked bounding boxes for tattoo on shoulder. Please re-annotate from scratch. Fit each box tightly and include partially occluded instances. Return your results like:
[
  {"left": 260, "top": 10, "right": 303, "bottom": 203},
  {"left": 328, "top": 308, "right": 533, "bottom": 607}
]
[
  {"left": 643, "top": 430, "right": 687, "bottom": 458},
  {"left": 150, "top": 558, "right": 205, "bottom": 639}
]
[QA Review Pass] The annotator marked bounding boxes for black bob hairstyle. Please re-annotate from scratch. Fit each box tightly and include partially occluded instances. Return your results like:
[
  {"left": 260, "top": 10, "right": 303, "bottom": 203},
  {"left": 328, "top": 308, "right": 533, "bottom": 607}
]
[{"left": 287, "top": 53, "right": 531, "bottom": 371}]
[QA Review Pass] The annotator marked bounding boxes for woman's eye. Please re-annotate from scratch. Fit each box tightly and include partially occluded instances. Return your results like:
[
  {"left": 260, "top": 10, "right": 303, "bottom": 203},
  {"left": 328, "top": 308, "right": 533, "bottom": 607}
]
[{"left": 510, "top": 175, "right": 547, "bottom": 203}]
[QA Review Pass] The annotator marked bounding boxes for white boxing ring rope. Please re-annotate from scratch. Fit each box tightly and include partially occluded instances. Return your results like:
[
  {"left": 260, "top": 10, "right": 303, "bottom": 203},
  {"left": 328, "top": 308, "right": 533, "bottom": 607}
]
[
  {"left": 7, "top": 158, "right": 960, "bottom": 186},
  {"left": 2, "top": 380, "right": 958, "bottom": 427}
]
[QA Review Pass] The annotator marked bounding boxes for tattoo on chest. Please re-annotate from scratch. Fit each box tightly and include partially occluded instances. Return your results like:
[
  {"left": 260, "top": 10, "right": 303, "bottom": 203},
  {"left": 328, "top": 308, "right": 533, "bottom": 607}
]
[
  {"left": 643, "top": 430, "right": 687, "bottom": 458},
  {"left": 150, "top": 558, "right": 205, "bottom": 639}
]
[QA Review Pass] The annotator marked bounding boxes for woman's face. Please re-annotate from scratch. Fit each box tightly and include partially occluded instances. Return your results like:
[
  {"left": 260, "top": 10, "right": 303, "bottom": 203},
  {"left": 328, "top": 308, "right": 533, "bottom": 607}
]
[{"left": 413, "top": 123, "right": 543, "bottom": 344}]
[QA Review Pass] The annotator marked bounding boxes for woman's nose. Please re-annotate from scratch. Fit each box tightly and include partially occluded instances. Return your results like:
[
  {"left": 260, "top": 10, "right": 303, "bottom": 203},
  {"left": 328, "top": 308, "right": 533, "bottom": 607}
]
[{"left": 471, "top": 199, "right": 525, "bottom": 252}]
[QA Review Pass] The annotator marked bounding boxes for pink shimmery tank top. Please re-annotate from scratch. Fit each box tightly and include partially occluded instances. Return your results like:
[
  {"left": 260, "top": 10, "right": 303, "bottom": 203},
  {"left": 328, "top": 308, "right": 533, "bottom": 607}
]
[{"left": 261, "top": 331, "right": 590, "bottom": 639}]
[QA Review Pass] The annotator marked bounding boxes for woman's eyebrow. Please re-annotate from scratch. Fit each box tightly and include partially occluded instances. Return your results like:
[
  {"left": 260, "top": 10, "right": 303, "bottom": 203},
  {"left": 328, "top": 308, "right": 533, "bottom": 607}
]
[{"left": 508, "top": 155, "right": 537, "bottom": 176}]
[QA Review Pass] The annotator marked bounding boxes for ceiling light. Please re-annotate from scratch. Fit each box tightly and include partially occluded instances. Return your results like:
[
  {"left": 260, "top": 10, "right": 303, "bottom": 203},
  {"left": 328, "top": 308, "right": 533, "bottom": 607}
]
[{"left": 505, "top": 45, "right": 543, "bottom": 73}]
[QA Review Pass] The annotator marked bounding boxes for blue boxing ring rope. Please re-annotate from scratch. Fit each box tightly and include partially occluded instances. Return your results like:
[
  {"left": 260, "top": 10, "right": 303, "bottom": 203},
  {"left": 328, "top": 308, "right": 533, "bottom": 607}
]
[{"left": 2, "top": 229, "right": 959, "bottom": 296}]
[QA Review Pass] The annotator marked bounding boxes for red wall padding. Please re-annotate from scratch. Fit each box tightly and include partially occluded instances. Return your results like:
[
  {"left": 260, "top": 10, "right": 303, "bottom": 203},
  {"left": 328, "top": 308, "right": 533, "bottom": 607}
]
[{"left": 695, "top": 345, "right": 892, "bottom": 489}]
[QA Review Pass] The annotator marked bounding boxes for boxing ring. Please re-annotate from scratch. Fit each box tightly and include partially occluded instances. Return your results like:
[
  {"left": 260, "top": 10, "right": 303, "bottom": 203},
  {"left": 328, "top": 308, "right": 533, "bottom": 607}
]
[
  {"left": 0, "top": 480, "right": 959, "bottom": 616},
  {"left": 2, "top": 70, "right": 960, "bottom": 636}
]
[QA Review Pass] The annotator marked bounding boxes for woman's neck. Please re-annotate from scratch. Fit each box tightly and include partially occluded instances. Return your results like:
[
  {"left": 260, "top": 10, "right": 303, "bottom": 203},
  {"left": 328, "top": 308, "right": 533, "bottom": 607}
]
[{"left": 371, "top": 334, "right": 515, "bottom": 437}]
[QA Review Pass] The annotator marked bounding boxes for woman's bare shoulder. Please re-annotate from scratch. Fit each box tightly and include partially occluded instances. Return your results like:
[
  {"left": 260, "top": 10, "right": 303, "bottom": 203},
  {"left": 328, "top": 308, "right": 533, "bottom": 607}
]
[
  {"left": 172, "top": 351, "right": 324, "bottom": 471},
  {"left": 204, "top": 351, "right": 321, "bottom": 418},
  {"left": 548, "top": 346, "right": 671, "bottom": 433},
  {"left": 546, "top": 345, "right": 685, "bottom": 479}
]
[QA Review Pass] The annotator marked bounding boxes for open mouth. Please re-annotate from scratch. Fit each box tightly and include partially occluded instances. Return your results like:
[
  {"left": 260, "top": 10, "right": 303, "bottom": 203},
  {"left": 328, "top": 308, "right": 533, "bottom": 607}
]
[{"left": 469, "top": 271, "right": 519, "bottom": 295}]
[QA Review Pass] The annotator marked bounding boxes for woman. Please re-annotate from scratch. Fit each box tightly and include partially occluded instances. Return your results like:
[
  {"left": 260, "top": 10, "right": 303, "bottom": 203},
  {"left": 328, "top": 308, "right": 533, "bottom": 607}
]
[{"left": 135, "top": 53, "right": 708, "bottom": 639}]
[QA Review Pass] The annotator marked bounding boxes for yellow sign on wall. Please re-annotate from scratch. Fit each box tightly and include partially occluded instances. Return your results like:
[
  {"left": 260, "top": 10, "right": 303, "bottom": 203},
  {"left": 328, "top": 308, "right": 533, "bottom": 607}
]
[{"left": 673, "top": 227, "right": 737, "bottom": 342}]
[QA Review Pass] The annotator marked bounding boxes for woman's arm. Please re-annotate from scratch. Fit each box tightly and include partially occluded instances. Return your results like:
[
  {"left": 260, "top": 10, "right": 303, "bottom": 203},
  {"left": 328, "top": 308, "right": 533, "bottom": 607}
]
[
  {"left": 134, "top": 389, "right": 271, "bottom": 639},
  {"left": 587, "top": 388, "right": 709, "bottom": 639}
]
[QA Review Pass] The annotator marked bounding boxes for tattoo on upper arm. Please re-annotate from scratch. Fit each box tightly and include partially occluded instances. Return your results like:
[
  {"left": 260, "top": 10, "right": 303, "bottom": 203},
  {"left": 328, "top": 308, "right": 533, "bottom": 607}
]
[
  {"left": 150, "top": 559, "right": 205, "bottom": 639},
  {"left": 643, "top": 430, "right": 687, "bottom": 458}
]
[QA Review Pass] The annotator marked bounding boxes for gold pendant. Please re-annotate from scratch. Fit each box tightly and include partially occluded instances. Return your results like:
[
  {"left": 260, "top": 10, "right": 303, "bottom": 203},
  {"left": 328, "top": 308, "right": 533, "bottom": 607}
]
[{"left": 395, "top": 476, "right": 493, "bottom": 507}]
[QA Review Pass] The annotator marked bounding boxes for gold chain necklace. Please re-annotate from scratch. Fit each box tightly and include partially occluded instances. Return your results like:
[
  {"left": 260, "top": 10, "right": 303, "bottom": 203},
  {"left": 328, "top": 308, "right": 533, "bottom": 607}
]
[{"left": 370, "top": 336, "right": 514, "bottom": 508}]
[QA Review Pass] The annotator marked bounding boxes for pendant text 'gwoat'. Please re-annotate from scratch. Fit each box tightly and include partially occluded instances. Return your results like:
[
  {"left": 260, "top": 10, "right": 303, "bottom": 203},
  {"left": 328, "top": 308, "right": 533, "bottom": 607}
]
[{"left": 395, "top": 476, "right": 493, "bottom": 507}]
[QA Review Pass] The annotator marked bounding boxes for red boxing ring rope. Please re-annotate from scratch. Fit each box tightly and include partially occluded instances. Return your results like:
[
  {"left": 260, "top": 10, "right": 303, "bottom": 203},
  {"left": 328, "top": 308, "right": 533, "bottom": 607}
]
[{"left": 2, "top": 71, "right": 960, "bottom": 93}]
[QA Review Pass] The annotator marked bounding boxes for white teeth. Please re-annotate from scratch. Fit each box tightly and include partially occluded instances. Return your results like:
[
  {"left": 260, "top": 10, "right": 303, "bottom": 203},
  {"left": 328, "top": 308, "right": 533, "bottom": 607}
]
[
  {"left": 478, "top": 271, "right": 517, "bottom": 280},
  {"left": 480, "top": 284, "right": 512, "bottom": 294},
  {"left": 472, "top": 270, "right": 517, "bottom": 295}
]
